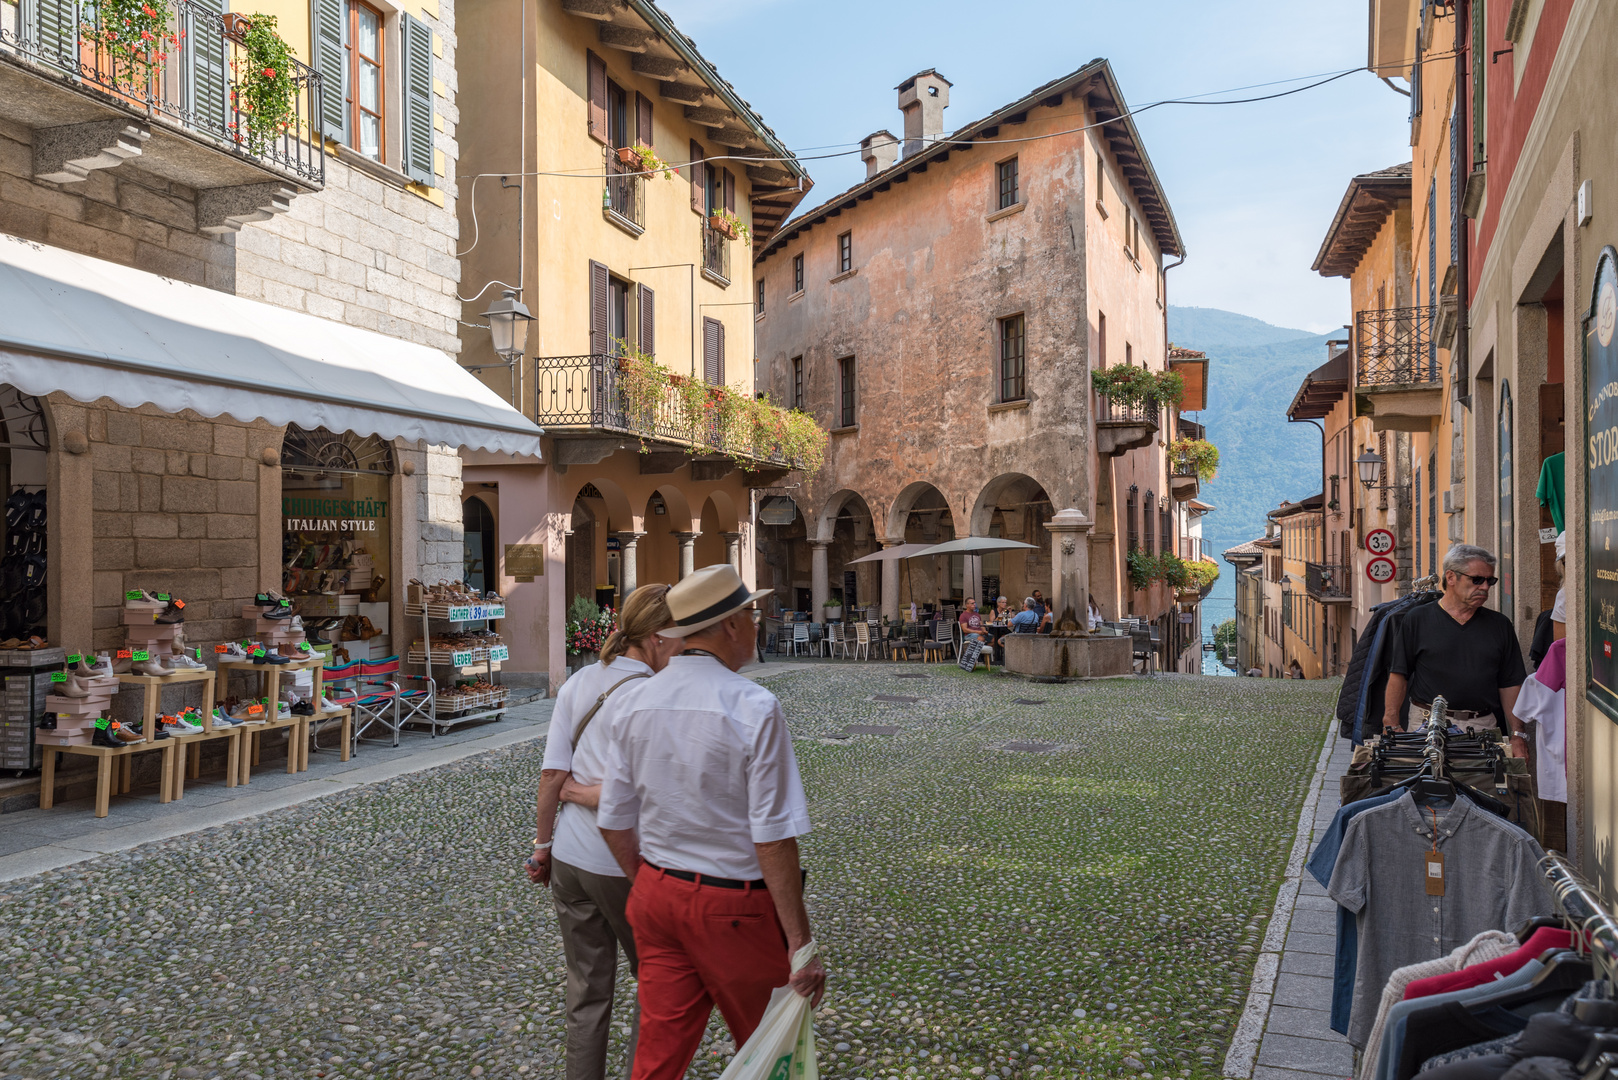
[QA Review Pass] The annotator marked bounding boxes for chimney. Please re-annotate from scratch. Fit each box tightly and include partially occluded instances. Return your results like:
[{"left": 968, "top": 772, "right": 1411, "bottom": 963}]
[
  {"left": 860, "top": 130, "right": 898, "bottom": 178},
  {"left": 896, "top": 69, "right": 951, "bottom": 158}
]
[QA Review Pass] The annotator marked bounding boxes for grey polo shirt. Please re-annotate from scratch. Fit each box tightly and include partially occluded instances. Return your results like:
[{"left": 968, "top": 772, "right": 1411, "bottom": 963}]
[{"left": 1326, "top": 791, "right": 1551, "bottom": 1049}]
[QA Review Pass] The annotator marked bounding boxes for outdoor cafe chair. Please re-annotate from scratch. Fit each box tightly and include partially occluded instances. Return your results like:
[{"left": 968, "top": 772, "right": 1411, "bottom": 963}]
[
  {"left": 853, "top": 621, "right": 873, "bottom": 660},
  {"left": 790, "top": 622, "right": 812, "bottom": 657},
  {"left": 826, "top": 621, "right": 848, "bottom": 658}
]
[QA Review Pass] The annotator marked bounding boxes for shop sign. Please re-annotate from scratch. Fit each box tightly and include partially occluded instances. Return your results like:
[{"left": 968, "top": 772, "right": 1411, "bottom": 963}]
[
  {"left": 282, "top": 496, "right": 388, "bottom": 533},
  {"left": 489, "top": 645, "right": 510, "bottom": 662},
  {"left": 1586, "top": 246, "right": 1618, "bottom": 721},
  {"left": 759, "top": 496, "right": 798, "bottom": 525},
  {"left": 504, "top": 543, "right": 546, "bottom": 583}
]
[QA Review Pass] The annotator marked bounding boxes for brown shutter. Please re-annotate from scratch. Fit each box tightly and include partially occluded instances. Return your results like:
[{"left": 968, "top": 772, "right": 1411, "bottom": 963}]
[
  {"left": 587, "top": 51, "right": 608, "bottom": 145},
  {"left": 636, "top": 92, "right": 653, "bottom": 150},
  {"left": 703, "top": 317, "right": 723, "bottom": 385},
  {"left": 723, "top": 168, "right": 735, "bottom": 213},
  {"left": 638, "top": 284, "right": 654, "bottom": 357},
  {"left": 589, "top": 260, "right": 609, "bottom": 355},
  {"left": 690, "top": 140, "right": 704, "bottom": 214}
]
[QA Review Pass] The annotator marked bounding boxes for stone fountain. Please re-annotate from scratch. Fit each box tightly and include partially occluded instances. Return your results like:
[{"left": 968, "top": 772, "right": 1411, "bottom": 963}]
[{"left": 1000, "top": 508, "right": 1133, "bottom": 679}]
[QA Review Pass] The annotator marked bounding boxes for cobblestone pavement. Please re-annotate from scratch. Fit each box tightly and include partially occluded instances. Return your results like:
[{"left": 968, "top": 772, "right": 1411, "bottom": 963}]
[{"left": 0, "top": 665, "right": 1338, "bottom": 1080}]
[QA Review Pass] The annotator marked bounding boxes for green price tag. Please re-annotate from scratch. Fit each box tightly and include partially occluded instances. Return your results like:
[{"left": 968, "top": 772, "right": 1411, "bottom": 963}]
[
  {"left": 125, "top": 590, "right": 143, "bottom": 601},
  {"left": 132, "top": 649, "right": 150, "bottom": 662},
  {"left": 196, "top": 648, "right": 203, "bottom": 660},
  {"left": 66, "top": 654, "right": 81, "bottom": 664},
  {"left": 50, "top": 672, "right": 67, "bottom": 683},
  {"left": 156, "top": 593, "right": 170, "bottom": 601},
  {"left": 93, "top": 717, "right": 109, "bottom": 730},
  {"left": 253, "top": 648, "right": 266, "bottom": 657}
]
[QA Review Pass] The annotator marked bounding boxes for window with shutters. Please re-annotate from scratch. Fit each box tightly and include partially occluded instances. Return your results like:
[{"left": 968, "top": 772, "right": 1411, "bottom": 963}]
[
  {"left": 349, "top": 2, "right": 384, "bottom": 160},
  {"left": 702, "top": 317, "right": 726, "bottom": 386},
  {"left": 997, "top": 157, "right": 1019, "bottom": 210},
  {"left": 1126, "top": 486, "right": 1139, "bottom": 552},
  {"left": 756, "top": 279, "right": 765, "bottom": 317},
  {"left": 837, "top": 232, "right": 852, "bottom": 275},
  {"left": 1160, "top": 507, "right": 1172, "bottom": 557},
  {"left": 1143, "top": 491, "right": 1156, "bottom": 554},
  {"left": 998, "top": 314, "right": 1025, "bottom": 402},
  {"left": 792, "top": 357, "right": 803, "bottom": 410},
  {"left": 608, "top": 277, "right": 630, "bottom": 356},
  {"left": 838, "top": 357, "right": 856, "bottom": 427},
  {"left": 792, "top": 254, "right": 805, "bottom": 295},
  {"left": 313, "top": 1, "right": 433, "bottom": 182},
  {"left": 637, "top": 284, "right": 655, "bottom": 357}
]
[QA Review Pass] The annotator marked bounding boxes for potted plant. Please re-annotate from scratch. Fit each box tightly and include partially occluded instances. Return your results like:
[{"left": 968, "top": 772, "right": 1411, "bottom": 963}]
[
  {"left": 82, "top": 0, "right": 184, "bottom": 76},
  {"left": 824, "top": 591, "right": 843, "bottom": 621},
  {"left": 708, "top": 208, "right": 752, "bottom": 245},
  {"left": 230, "top": 13, "right": 297, "bottom": 154},
  {"left": 1167, "top": 437, "right": 1220, "bottom": 481},
  {"left": 617, "top": 143, "right": 673, "bottom": 178},
  {"left": 565, "top": 597, "right": 615, "bottom": 672}
]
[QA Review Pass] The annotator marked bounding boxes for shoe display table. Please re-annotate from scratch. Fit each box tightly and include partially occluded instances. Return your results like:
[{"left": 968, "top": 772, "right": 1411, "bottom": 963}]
[
  {"left": 236, "top": 714, "right": 309, "bottom": 785},
  {"left": 305, "top": 708, "right": 353, "bottom": 764},
  {"left": 115, "top": 668, "right": 218, "bottom": 741},
  {"left": 39, "top": 738, "right": 177, "bottom": 818},
  {"left": 215, "top": 655, "right": 328, "bottom": 783},
  {"left": 215, "top": 655, "right": 326, "bottom": 715},
  {"left": 166, "top": 725, "right": 244, "bottom": 800}
]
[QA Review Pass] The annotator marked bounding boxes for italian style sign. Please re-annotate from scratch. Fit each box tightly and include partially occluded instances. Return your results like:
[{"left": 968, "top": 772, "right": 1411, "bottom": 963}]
[
  {"left": 1587, "top": 246, "right": 1618, "bottom": 721},
  {"left": 1365, "top": 528, "right": 1395, "bottom": 555}
]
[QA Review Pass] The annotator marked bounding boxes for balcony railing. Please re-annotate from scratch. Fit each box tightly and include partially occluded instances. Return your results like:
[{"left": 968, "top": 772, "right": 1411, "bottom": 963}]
[
  {"left": 702, "top": 221, "right": 730, "bottom": 284},
  {"left": 1306, "top": 561, "right": 1352, "bottom": 601},
  {"left": 603, "top": 147, "right": 644, "bottom": 233},
  {"left": 1356, "top": 304, "right": 1438, "bottom": 387},
  {"left": 0, "top": 0, "right": 324, "bottom": 185},
  {"left": 1095, "top": 394, "right": 1159, "bottom": 426},
  {"left": 1170, "top": 453, "right": 1199, "bottom": 479},
  {"left": 534, "top": 353, "right": 790, "bottom": 465}
]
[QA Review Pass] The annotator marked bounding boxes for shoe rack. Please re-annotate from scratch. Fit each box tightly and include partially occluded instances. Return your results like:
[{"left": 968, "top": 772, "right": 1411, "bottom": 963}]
[{"left": 405, "top": 595, "right": 509, "bottom": 733}]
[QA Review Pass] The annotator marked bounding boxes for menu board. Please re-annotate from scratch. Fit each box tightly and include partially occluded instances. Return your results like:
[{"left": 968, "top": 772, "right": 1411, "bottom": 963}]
[{"left": 1586, "top": 246, "right": 1618, "bottom": 720}]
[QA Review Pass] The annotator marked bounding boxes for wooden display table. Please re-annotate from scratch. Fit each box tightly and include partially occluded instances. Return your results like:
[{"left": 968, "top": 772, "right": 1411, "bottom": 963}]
[
  {"left": 214, "top": 654, "right": 326, "bottom": 713},
  {"left": 236, "top": 714, "right": 309, "bottom": 785},
  {"left": 304, "top": 708, "right": 353, "bottom": 766},
  {"left": 215, "top": 655, "right": 330, "bottom": 784},
  {"left": 115, "top": 668, "right": 217, "bottom": 740},
  {"left": 40, "top": 738, "right": 177, "bottom": 818},
  {"left": 167, "top": 725, "right": 244, "bottom": 800}
]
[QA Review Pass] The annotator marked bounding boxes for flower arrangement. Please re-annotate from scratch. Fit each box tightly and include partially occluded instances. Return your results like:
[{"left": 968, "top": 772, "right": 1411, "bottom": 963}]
[
  {"left": 1125, "top": 550, "right": 1217, "bottom": 593},
  {"left": 565, "top": 597, "right": 616, "bottom": 655},
  {"left": 1091, "top": 366, "right": 1185, "bottom": 412},
  {"left": 708, "top": 207, "right": 752, "bottom": 245},
  {"left": 230, "top": 13, "right": 296, "bottom": 154},
  {"left": 1185, "top": 558, "right": 1221, "bottom": 592},
  {"left": 1126, "top": 547, "right": 1157, "bottom": 592},
  {"left": 83, "top": 0, "right": 183, "bottom": 74},
  {"left": 1168, "top": 437, "right": 1220, "bottom": 482},
  {"left": 618, "top": 143, "right": 674, "bottom": 180}
]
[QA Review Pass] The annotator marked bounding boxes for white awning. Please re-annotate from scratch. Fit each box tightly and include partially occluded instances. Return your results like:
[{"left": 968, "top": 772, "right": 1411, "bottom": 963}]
[{"left": 0, "top": 233, "right": 543, "bottom": 457}]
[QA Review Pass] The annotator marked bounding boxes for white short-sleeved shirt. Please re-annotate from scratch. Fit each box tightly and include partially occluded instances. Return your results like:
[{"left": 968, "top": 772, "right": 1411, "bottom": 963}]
[
  {"left": 597, "top": 653, "right": 811, "bottom": 880},
  {"left": 541, "top": 656, "right": 653, "bottom": 877},
  {"left": 1552, "top": 587, "right": 1566, "bottom": 624}
]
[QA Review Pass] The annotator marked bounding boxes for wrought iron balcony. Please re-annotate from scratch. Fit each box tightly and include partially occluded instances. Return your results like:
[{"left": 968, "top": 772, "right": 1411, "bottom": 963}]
[
  {"left": 701, "top": 220, "right": 730, "bottom": 285},
  {"left": 1355, "top": 305, "right": 1438, "bottom": 387},
  {"left": 1306, "top": 561, "right": 1352, "bottom": 602},
  {"left": 603, "top": 147, "right": 644, "bottom": 234},
  {"left": 1094, "top": 393, "right": 1158, "bottom": 457},
  {"left": 533, "top": 353, "right": 791, "bottom": 466},
  {"left": 0, "top": 0, "right": 324, "bottom": 188}
]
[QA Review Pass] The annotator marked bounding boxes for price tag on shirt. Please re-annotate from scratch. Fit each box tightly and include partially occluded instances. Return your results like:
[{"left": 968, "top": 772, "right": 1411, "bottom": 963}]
[
  {"left": 1425, "top": 851, "right": 1446, "bottom": 896},
  {"left": 1540, "top": 528, "right": 1560, "bottom": 544}
]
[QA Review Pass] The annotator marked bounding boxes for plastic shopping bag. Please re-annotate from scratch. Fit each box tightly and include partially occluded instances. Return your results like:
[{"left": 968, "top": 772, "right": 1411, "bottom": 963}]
[{"left": 717, "top": 941, "right": 820, "bottom": 1080}]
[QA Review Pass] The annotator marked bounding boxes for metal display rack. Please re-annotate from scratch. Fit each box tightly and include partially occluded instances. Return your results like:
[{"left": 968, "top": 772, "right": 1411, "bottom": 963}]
[{"left": 406, "top": 599, "right": 510, "bottom": 732}]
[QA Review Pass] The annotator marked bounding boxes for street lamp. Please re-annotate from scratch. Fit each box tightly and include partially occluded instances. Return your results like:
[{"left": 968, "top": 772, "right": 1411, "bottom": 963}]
[
  {"left": 481, "top": 290, "right": 533, "bottom": 363},
  {"left": 1355, "top": 449, "right": 1385, "bottom": 490}
]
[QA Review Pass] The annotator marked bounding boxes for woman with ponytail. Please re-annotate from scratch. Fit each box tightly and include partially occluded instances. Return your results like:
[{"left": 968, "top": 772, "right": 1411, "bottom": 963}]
[{"left": 527, "top": 584, "right": 677, "bottom": 1080}]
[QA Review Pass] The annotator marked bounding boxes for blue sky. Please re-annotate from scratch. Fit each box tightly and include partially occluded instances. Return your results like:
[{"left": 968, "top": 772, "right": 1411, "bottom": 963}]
[{"left": 663, "top": 0, "right": 1412, "bottom": 335}]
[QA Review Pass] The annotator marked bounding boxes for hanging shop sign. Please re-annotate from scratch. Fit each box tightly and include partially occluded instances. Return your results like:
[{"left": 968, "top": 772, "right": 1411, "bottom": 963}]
[
  {"left": 759, "top": 496, "right": 798, "bottom": 525},
  {"left": 1366, "top": 557, "right": 1397, "bottom": 584},
  {"left": 1365, "top": 528, "right": 1395, "bottom": 556},
  {"left": 1586, "top": 246, "right": 1618, "bottom": 720}
]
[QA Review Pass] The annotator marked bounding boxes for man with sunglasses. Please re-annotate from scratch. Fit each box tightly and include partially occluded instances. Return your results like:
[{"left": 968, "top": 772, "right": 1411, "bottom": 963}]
[{"left": 1383, "top": 544, "right": 1529, "bottom": 755}]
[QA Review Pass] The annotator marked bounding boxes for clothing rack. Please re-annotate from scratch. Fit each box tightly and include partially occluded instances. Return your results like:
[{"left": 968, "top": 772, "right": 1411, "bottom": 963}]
[
  {"left": 1542, "top": 852, "right": 1618, "bottom": 980},
  {"left": 1423, "top": 696, "right": 1449, "bottom": 775}
]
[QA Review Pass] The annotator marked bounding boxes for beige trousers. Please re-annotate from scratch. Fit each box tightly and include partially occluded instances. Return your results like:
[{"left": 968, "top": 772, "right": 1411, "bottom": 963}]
[{"left": 552, "top": 858, "right": 641, "bottom": 1080}]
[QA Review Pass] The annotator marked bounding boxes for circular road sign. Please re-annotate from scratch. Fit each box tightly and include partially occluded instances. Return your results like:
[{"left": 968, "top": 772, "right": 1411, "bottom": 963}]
[
  {"left": 1366, "top": 557, "right": 1397, "bottom": 584},
  {"left": 1366, "top": 528, "right": 1396, "bottom": 555}
]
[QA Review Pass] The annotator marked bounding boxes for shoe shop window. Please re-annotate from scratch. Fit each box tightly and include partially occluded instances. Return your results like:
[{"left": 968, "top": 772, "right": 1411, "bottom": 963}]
[
  {"left": 0, "top": 387, "right": 48, "bottom": 642},
  {"left": 280, "top": 426, "right": 394, "bottom": 662}
]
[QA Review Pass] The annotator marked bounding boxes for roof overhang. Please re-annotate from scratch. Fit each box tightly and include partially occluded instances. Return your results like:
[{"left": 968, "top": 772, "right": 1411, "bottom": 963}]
[
  {"left": 1169, "top": 353, "right": 1209, "bottom": 411},
  {"left": 0, "top": 234, "right": 545, "bottom": 457},
  {"left": 1287, "top": 351, "right": 1351, "bottom": 420},
  {"left": 1312, "top": 164, "right": 1412, "bottom": 278},
  {"left": 1369, "top": 0, "right": 1420, "bottom": 77},
  {"left": 758, "top": 58, "right": 1183, "bottom": 264}
]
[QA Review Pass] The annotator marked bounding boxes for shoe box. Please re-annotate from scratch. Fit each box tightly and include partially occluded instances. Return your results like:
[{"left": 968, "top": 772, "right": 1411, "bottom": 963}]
[{"left": 121, "top": 608, "right": 187, "bottom": 660}]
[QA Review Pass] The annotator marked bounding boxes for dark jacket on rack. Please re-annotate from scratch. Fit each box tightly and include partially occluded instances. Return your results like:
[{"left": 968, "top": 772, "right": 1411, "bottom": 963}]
[{"left": 1336, "top": 590, "right": 1440, "bottom": 745}]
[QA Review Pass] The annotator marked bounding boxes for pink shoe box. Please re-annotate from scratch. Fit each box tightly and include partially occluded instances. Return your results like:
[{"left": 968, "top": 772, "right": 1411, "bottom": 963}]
[
  {"left": 45, "top": 694, "right": 114, "bottom": 715},
  {"left": 35, "top": 729, "right": 93, "bottom": 747}
]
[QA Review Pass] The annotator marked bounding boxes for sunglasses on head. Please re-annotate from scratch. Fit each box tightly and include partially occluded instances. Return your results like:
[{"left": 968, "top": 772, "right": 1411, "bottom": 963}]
[{"left": 1453, "top": 572, "right": 1499, "bottom": 587}]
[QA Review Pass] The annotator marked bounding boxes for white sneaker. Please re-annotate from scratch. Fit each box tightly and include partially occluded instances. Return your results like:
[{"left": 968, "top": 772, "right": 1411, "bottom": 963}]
[
  {"left": 290, "top": 616, "right": 304, "bottom": 631},
  {"left": 211, "top": 707, "right": 239, "bottom": 727},
  {"left": 169, "top": 653, "right": 207, "bottom": 671},
  {"left": 220, "top": 642, "right": 251, "bottom": 663}
]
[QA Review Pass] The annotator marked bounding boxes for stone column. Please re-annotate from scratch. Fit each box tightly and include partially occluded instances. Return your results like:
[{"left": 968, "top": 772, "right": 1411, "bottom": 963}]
[
  {"left": 674, "top": 531, "right": 699, "bottom": 580},
  {"left": 720, "top": 531, "right": 743, "bottom": 574},
  {"left": 1045, "top": 508, "right": 1094, "bottom": 634},
  {"left": 615, "top": 531, "right": 644, "bottom": 600},
  {"left": 810, "top": 540, "right": 830, "bottom": 617},
  {"left": 880, "top": 537, "right": 904, "bottom": 622}
]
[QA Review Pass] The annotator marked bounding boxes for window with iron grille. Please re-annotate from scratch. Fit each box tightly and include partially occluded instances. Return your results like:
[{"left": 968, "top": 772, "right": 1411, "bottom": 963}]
[
  {"left": 1126, "top": 487, "right": 1139, "bottom": 551},
  {"left": 837, "top": 232, "right": 852, "bottom": 274},
  {"left": 1414, "top": 461, "right": 1423, "bottom": 578},
  {"left": 792, "top": 356, "right": 803, "bottom": 410},
  {"left": 997, "top": 157, "right": 1018, "bottom": 210},
  {"left": 838, "top": 356, "right": 856, "bottom": 427},
  {"left": 793, "top": 254, "right": 804, "bottom": 293},
  {"left": 1144, "top": 492, "right": 1155, "bottom": 553},
  {"left": 999, "top": 314, "right": 1025, "bottom": 402},
  {"left": 756, "top": 278, "right": 764, "bottom": 316},
  {"left": 1377, "top": 431, "right": 1389, "bottom": 510},
  {"left": 1160, "top": 507, "right": 1172, "bottom": 556}
]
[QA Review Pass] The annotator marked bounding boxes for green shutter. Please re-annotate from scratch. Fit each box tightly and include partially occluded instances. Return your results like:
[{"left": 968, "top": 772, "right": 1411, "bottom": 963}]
[
  {"left": 186, "top": 0, "right": 227, "bottom": 137},
  {"left": 400, "top": 13, "right": 434, "bottom": 184},
  {"left": 31, "top": 0, "right": 78, "bottom": 69},
  {"left": 311, "top": 0, "right": 347, "bottom": 143}
]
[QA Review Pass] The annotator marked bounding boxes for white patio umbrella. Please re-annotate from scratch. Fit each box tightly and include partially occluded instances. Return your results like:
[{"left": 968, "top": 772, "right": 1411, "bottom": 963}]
[
  {"left": 845, "top": 543, "right": 935, "bottom": 563},
  {"left": 910, "top": 536, "right": 1038, "bottom": 557}
]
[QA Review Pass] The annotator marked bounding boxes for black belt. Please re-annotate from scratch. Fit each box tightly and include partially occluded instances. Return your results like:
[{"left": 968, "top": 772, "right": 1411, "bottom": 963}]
[{"left": 647, "top": 862, "right": 765, "bottom": 890}]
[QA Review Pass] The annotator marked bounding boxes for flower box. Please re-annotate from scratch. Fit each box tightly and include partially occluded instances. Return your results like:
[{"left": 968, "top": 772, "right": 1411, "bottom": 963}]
[
  {"left": 617, "top": 146, "right": 641, "bottom": 166},
  {"left": 709, "top": 214, "right": 739, "bottom": 241}
]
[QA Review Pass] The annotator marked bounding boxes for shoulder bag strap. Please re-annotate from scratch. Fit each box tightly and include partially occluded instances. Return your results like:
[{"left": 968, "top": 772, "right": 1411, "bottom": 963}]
[{"left": 571, "top": 672, "right": 651, "bottom": 752}]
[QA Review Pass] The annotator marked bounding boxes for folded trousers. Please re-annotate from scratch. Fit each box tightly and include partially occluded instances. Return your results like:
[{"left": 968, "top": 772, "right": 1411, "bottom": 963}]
[
  {"left": 552, "top": 858, "right": 641, "bottom": 1080},
  {"left": 625, "top": 864, "right": 790, "bottom": 1080}
]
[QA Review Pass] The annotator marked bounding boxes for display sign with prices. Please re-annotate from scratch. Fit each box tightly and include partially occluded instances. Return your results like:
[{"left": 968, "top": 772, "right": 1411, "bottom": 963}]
[
  {"left": 1366, "top": 557, "right": 1397, "bottom": 584},
  {"left": 93, "top": 717, "right": 109, "bottom": 730},
  {"left": 215, "top": 644, "right": 230, "bottom": 654},
  {"left": 1365, "top": 528, "right": 1395, "bottom": 556},
  {"left": 489, "top": 645, "right": 510, "bottom": 662},
  {"left": 957, "top": 637, "right": 984, "bottom": 671},
  {"left": 448, "top": 605, "right": 473, "bottom": 622},
  {"left": 452, "top": 650, "right": 474, "bottom": 667},
  {"left": 132, "top": 650, "right": 150, "bottom": 662},
  {"left": 156, "top": 593, "right": 170, "bottom": 601},
  {"left": 247, "top": 704, "right": 264, "bottom": 715},
  {"left": 253, "top": 648, "right": 266, "bottom": 657},
  {"left": 1586, "top": 246, "right": 1618, "bottom": 721},
  {"left": 485, "top": 605, "right": 506, "bottom": 619},
  {"left": 67, "top": 653, "right": 81, "bottom": 664}
]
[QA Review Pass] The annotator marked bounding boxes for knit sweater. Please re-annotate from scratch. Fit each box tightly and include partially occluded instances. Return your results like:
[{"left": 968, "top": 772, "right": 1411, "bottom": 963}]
[{"left": 1357, "top": 929, "right": 1517, "bottom": 1080}]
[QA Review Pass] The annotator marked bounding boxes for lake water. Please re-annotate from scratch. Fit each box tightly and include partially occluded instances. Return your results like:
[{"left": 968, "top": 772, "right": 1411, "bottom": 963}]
[{"left": 1200, "top": 571, "right": 1236, "bottom": 677}]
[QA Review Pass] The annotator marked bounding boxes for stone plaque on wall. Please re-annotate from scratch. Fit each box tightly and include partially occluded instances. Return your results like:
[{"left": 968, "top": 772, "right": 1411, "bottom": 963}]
[{"left": 504, "top": 544, "right": 546, "bottom": 583}]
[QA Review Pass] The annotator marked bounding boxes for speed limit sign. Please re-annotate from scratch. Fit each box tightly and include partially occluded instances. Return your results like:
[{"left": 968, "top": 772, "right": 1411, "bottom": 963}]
[
  {"left": 1366, "top": 528, "right": 1395, "bottom": 556},
  {"left": 1367, "top": 557, "right": 1397, "bottom": 584}
]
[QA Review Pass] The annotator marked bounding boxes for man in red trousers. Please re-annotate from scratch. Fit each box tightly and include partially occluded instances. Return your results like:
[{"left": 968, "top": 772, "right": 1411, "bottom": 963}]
[{"left": 597, "top": 564, "right": 827, "bottom": 1080}]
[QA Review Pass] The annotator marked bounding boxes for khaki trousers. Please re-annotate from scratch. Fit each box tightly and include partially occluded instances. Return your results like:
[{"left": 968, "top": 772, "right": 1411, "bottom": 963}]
[{"left": 552, "top": 858, "right": 641, "bottom": 1080}]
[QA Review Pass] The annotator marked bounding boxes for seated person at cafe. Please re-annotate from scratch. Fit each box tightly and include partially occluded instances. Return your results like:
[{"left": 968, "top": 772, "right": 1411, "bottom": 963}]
[
  {"left": 958, "top": 597, "right": 992, "bottom": 649},
  {"left": 994, "top": 596, "right": 1011, "bottom": 622},
  {"left": 1030, "top": 590, "right": 1048, "bottom": 618},
  {"left": 1088, "top": 594, "right": 1104, "bottom": 631},
  {"left": 1010, "top": 598, "right": 1042, "bottom": 633}
]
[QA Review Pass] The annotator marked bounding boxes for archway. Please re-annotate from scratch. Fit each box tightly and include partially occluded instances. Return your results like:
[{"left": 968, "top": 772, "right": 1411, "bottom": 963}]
[
  {"left": 562, "top": 477, "right": 634, "bottom": 610},
  {"left": 696, "top": 491, "right": 740, "bottom": 571},
  {"left": 888, "top": 482, "right": 958, "bottom": 612},
  {"left": 820, "top": 490, "right": 877, "bottom": 618},
  {"left": 969, "top": 473, "right": 1055, "bottom": 613},
  {"left": 638, "top": 485, "right": 695, "bottom": 586}
]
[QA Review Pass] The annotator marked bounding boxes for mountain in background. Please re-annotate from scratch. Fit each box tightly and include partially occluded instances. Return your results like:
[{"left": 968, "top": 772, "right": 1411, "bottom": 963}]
[{"left": 1168, "top": 307, "right": 1342, "bottom": 610}]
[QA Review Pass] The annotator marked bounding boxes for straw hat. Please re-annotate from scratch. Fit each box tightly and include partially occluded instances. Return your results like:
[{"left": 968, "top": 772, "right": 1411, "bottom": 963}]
[{"left": 658, "top": 564, "right": 772, "bottom": 638}]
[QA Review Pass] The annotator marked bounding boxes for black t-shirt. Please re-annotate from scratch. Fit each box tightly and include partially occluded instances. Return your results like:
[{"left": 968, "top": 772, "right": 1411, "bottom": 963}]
[{"left": 1389, "top": 602, "right": 1528, "bottom": 717}]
